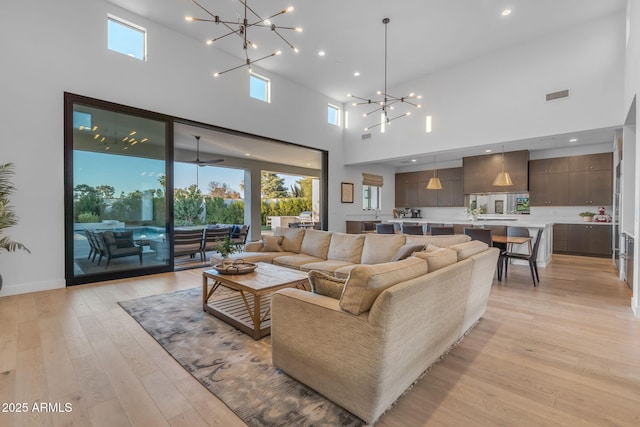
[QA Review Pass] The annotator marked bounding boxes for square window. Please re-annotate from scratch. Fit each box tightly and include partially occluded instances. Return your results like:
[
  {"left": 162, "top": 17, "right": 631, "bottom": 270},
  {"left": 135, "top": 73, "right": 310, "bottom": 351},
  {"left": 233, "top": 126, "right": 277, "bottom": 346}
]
[
  {"left": 328, "top": 104, "right": 341, "bottom": 126},
  {"left": 363, "top": 185, "right": 381, "bottom": 210},
  {"left": 250, "top": 73, "right": 270, "bottom": 103},
  {"left": 108, "top": 15, "right": 147, "bottom": 61}
]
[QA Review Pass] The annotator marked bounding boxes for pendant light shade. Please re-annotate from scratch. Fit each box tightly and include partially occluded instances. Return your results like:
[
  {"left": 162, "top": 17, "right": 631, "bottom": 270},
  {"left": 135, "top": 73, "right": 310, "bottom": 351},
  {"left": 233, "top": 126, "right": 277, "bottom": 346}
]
[
  {"left": 493, "top": 145, "right": 514, "bottom": 187},
  {"left": 427, "top": 154, "right": 443, "bottom": 190}
]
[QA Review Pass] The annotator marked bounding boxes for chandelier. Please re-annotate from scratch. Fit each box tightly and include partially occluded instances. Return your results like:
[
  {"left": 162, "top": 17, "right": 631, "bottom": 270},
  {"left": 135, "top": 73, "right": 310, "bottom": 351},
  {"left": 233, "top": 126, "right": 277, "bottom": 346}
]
[
  {"left": 185, "top": 0, "right": 302, "bottom": 77},
  {"left": 349, "top": 18, "right": 422, "bottom": 131}
]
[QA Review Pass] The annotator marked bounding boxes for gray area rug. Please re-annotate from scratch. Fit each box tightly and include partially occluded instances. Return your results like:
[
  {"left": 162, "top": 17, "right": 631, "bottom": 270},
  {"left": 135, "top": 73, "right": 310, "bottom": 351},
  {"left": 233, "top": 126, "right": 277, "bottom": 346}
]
[{"left": 118, "top": 287, "right": 364, "bottom": 427}]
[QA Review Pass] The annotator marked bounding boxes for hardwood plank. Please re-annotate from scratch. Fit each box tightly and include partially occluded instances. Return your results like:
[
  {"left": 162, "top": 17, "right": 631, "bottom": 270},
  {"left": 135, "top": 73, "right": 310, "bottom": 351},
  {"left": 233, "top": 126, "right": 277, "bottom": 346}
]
[{"left": 140, "top": 371, "right": 192, "bottom": 420}]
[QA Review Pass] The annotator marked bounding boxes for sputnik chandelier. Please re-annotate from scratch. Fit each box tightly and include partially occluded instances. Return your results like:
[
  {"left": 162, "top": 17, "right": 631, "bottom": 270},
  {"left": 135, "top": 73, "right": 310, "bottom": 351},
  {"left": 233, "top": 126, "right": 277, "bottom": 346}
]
[
  {"left": 185, "top": 0, "right": 302, "bottom": 77},
  {"left": 349, "top": 18, "right": 422, "bottom": 131}
]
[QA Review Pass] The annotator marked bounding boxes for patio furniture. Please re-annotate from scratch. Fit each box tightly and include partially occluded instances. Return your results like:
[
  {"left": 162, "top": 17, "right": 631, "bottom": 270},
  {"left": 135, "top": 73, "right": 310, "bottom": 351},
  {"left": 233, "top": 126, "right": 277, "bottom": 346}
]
[
  {"left": 174, "top": 228, "right": 206, "bottom": 261},
  {"left": 98, "top": 230, "right": 143, "bottom": 268},
  {"left": 203, "top": 227, "right": 232, "bottom": 258}
]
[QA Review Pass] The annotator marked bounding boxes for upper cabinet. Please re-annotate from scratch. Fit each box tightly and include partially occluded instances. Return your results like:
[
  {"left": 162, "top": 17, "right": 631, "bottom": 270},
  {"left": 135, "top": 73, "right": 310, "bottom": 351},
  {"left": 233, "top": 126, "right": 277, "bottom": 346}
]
[
  {"left": 396, "top": 167, "right": 464, "bottom": 208},
  {"left": 529, "top": 153, "right": 612, "bottom": 206},
  {"left": 463, "top": 150, "right": 529, "bottom": 193}
]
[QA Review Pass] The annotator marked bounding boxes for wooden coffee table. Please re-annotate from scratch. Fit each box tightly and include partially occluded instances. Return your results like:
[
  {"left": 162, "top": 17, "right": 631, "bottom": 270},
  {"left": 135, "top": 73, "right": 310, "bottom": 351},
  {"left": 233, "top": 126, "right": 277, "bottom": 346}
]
[{"left": 202, "top": 262, "right": 309, "bottom": 339}]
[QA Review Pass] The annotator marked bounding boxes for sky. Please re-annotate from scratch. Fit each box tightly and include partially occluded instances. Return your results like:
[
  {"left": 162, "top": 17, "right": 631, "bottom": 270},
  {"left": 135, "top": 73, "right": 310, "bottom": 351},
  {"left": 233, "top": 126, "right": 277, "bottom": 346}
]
[{"left": 74, "top": 151, "right": 301, "bottom": 197}]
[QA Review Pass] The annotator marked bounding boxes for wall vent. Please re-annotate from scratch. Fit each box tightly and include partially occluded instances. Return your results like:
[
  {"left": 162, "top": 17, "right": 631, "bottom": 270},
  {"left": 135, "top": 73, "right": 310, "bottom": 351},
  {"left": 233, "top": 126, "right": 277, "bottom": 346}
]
[
  {"left": 361, "top": 133, "right": 372, "bottom": 140},
  {"left": 545, "top": 89, "right": 569, "bottom": 102}
]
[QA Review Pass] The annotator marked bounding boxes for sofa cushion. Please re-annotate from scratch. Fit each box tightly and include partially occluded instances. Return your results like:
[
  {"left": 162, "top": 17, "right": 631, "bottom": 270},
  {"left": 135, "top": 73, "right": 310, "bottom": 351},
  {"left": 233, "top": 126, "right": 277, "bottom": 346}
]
[
  {"left": 360, "top": 233, "right": 407, "bottom": 264},
  {"left": 449, "top": 240, "right": 489, "bottom": 261},
  {"left": 308, "top": 270, "right": 346, "bottom": 300},
  {"left": 391, "top": 244, "right": 426, "bottom": 262},
  {"left": 327, "top": 233, "right": 365, "bottom": 263},
  {"left": 274, "top": 253, "right": 325, "bottom": 270},
  {"left": 412, "top": 247, "right": 457, "bottom": 272},
  {"left": 274, "top": 227, "right": 305, "bottom": 253},
  {"left": 228, "top": 251, "right": 294, "bottom": 264},
  {"left": 334, "top": 264, "right": 358, "bottom": 280},
  {"left": 405, "top": 234, "right": 471, "bottom": 248},
  {"left": 300, "top": 260, "right": 356, "bottom": 275},
  {"left": 260, "top": 235, "right": 284, "bottom": 252},
  {"left": 300, "top": 229, "right": 333, "bottom": 259},
  {"left": 339, "top": 257, "right": 428, "bottom": 315}
]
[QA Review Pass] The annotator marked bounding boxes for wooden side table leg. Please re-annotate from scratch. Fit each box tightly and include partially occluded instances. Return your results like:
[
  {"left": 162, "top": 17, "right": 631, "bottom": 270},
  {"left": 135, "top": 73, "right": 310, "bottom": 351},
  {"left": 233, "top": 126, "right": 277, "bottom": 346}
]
[{"left": 253, "top": 294, "right": 261, "bottom": 340}]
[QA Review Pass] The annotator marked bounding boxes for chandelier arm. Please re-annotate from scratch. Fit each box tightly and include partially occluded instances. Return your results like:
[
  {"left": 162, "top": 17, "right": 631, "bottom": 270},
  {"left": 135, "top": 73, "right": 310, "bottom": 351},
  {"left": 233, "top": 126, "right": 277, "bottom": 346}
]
[
  {"left": 386, "top": 113, "right": 409, "bottom": 124},
  {"left": 208, "top": 29, "right": 244, "bottom": 44},
  {"left": 215, "top": 51, "right": 278, "bottom": 76},
  {"left": 349, "top": 95, "right": 374, "bottom": 102},
  {"left": 402, "top": 100, "right": 421, "bottom": 107},
  {"left": 364, "top": 106, "right": 383, "bottom": 116},
  {"left": 192, "top": 0, "right": 242, "bottom": 39},
  {"left": 272, "top": 30, "right": 296, "bottom": 50}
]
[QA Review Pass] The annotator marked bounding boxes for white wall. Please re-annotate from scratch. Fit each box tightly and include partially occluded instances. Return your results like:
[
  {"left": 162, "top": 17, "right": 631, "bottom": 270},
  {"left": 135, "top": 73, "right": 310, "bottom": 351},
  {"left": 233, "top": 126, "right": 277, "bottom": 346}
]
[
  {"left": 0, "top": 0, "right": 350, "bottom": 295},
  {"left": 343, "top": 12, "right": 626, "bottom": 164}
]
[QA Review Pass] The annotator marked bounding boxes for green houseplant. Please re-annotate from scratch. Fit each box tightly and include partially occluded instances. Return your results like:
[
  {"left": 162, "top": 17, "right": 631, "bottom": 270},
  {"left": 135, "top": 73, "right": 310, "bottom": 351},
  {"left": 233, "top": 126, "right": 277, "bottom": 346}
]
[
  {"left": 579, "top": 211, "right": 596, "bottom": 222},
  {"left": 0, "top": 163, "right": 31, "bottom": 291},
  {"left": 213, "top": 236, "right": 238, "bottom": 265}
]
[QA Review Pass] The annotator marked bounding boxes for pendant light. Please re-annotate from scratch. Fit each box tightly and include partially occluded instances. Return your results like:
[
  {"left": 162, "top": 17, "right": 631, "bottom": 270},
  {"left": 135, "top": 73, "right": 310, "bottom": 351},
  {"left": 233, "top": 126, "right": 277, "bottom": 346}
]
[
  {"left": 493, "top": 144, "right": 513, "bottom": 186},
  {"left": 427, "top": 154, "right": 442, "bottom": 190}
]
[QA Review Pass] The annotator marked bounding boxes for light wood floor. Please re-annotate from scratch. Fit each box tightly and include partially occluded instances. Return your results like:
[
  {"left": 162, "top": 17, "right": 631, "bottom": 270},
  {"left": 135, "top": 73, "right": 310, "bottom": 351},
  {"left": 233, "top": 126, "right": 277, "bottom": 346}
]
[{"left": 0, "top": 255, "right": 638, "bottom": 426}]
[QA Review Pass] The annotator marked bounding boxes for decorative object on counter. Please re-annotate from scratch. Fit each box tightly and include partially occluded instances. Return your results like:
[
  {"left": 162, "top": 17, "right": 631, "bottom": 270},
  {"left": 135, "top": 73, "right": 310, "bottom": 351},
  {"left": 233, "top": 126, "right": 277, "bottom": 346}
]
[
  {"left": 579, "top": 211, "right": 596, "bottom": 222},
  {"left": 516, "top": 197, "right": 530, "bottom": 214},
  {"left": 340, "top": 182, "right": 354, "bottom": 203},
  {"left": 426, "top": 154, "right": 443, "bottom": 190},
  {"left": 594, "top": 206, "right": 612, "bottom": 223},
  {"left": 495, "top": 200, "right": 504, "bottom": 214},
  {"left": 493, "top": 144, "right": 514, "bottom": 187},
  {"left": 465, "top": 207, "right": 481, "bottom": 222}
]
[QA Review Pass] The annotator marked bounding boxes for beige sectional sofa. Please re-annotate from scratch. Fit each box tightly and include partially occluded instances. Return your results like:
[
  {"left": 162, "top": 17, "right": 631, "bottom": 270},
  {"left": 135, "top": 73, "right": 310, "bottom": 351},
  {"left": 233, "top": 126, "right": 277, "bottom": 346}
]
[
  {"left": 229, "top": 227, "right": 499, "bottom": 424},
  {"left": 229, "top": 227, "right": 473, "bottom": 277}
]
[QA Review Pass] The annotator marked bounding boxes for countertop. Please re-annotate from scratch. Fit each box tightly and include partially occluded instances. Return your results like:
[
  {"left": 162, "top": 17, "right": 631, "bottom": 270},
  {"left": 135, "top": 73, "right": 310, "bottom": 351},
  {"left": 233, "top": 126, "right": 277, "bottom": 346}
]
[{"left": 388, "top": 217, "right": 614, "bottom": 227}]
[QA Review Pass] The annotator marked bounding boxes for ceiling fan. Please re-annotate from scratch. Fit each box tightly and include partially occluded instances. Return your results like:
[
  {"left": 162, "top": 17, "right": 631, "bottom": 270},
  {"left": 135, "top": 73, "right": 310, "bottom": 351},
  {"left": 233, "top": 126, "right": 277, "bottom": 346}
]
[{"left": 185, "top": 135, "right": 224, "bottom": 166}]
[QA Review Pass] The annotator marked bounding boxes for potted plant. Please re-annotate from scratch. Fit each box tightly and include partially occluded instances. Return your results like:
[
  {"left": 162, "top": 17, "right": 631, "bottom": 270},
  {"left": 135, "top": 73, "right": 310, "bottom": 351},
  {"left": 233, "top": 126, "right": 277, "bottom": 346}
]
[
  {"left": 213, "top": 236, "right": 238, "bottom": 266},
  {"left": 579, "top": 211, "right": 596, "bottom": 222},
  {"left": 0, "top": 163, "right": 31, "bottom": 291}
]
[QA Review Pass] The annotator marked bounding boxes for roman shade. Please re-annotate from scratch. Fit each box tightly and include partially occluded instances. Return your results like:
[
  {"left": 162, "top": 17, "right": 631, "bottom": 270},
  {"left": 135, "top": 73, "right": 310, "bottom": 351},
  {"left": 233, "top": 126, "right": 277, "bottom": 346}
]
[{"left": 362, "top": 173, "right": 384, "bottom": 187}]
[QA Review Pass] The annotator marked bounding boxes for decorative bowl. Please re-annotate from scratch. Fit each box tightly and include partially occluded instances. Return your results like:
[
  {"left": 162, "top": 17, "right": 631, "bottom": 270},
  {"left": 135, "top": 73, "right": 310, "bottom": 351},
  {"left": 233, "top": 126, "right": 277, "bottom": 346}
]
[{"left": 213, "top": 261, "right": 257, "bottom": 275}]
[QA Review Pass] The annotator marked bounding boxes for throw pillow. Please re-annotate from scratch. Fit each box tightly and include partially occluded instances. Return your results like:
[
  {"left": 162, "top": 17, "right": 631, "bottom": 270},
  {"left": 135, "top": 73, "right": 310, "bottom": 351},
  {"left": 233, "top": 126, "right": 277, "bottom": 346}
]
[
  {"left": 260, "top": 235, "right": 283, "bottom": 252},
  {"left": 412, "top": 247, "right": 457, "bottom": 272},
  {"left": 390, "top": 244, "right": 426, "bottom": 262},
  {"left": 340, "top": 257, "right": 428, "bottom": 315},
  {"left": 449, "top": 240, "right": 488, "bottom": 261},
  {"left": 308, "top": 270, "right": 346, "bottom": 299}
]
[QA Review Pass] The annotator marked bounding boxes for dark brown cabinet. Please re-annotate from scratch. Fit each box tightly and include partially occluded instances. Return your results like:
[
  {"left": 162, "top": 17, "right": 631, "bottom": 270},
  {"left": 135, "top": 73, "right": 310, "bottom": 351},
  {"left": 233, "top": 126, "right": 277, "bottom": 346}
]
[
  {"left": 528, "top": 159, "right": 569, "bottom": 206},
  {"left": 554, "top": 223, "right": 612, "bottom": 257},
  {"left": 395, "top": 172, "right": 418, "bottom": 208},
  {"left": 416, "top": 167, "right": 463, "bottom": 207},
  {"left": 530, "top": 153, "right": 612, "bottom": 206},
  {"left": 463, "top": 150, "right": 529, "bottom": 193}
]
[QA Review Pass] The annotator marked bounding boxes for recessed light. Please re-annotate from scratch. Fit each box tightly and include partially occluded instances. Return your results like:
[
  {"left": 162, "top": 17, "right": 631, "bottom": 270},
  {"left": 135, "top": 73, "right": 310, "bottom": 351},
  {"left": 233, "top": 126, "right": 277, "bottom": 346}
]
[
  {"left": 569, "top": 138, "right": 578, "bottom": 142},
  {"left": 501, "top": 9, "right": 512, "bottom": 17},
  {"left": 354, "top": 71, "right": 360, "bottom": 77},
  {"left": 245, "top": 153, "right": 251, "bottom": 156},
  {"left": 485, "top": 149, "right": 492, "bottom": 153},
  {"left": 318, "top": 50, "right": 326, "bottom": 57},
  {"left": 411, "top": 159, "right": 417, "bottom": 162}
]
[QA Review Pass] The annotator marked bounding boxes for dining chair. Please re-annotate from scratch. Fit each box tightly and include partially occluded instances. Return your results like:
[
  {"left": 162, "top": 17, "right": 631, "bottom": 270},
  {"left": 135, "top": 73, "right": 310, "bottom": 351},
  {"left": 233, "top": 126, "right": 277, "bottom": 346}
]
[
  {"left": 502, "top": 228, "right": 543, "bottom": 286},
  {"left": 507, "top": 226, "right": 531, "bottom": 254},
  {"left": 375, "top": 223, "right": 396, "bottom": 234},
  {"left": 430, "top": 226, "right": 454, "bottom": 235},
  {"left": 426, "top": 223, "right": 444, "bottom": 234},
  {"left": 464, "top": 227, "right": 504, "bottom": 280},
  {"left": 401, "top": 224, "right": 425, "bottom": 235}
]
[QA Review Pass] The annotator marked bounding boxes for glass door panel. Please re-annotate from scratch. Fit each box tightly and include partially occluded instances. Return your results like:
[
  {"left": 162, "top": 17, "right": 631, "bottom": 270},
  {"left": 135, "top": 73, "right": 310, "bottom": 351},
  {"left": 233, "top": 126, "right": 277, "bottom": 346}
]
[{"left": 68, "top": 101, "right": 171, "bottom": 284}]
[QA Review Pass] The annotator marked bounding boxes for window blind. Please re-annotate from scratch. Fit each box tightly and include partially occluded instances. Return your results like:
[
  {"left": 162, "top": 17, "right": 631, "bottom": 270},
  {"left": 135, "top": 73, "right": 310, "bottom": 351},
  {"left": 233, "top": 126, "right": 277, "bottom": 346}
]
[{"left": 362, "top": 173, "right": 383, "bottom": 187}]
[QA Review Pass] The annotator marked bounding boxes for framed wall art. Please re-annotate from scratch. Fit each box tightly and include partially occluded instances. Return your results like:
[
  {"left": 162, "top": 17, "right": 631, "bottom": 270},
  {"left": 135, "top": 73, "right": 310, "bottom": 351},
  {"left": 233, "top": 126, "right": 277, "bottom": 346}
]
[{"left": 341, "top": 182, "right": 354, "bottom": 203}]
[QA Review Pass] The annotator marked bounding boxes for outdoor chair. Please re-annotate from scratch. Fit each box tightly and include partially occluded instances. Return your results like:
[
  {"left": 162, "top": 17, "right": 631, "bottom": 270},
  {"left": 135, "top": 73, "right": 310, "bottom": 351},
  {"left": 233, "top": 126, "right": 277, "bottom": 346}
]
[
  {"left": 230, "top": 224, "right": 250, "bottom": 245},
  {"left": 502, "top": 228, "right": 543, "bottom": 286},
  {"left": 375, "top": 223, "right": 395, "bottom": 234},
  {"left": 174, "top": 228, "right": 206, "bottom": 261},
  {"left": 98, "top": 230, "right": 142, "bottom": 268},
  {"left": 203, "top": 227, "right": 232, "bottom": 258},
  {"left": 84, "top": 229, "right": 102, "bottom": 262}
]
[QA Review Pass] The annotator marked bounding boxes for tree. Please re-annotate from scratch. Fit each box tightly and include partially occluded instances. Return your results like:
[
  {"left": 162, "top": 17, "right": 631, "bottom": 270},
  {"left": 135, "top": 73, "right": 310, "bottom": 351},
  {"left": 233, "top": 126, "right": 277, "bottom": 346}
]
[
  {"left": 95, "top": 185, "right": 115, "bottom": 199},
  {"left": 174, "top": 184, "right": 204, "bottom": 225},
  {"left": 261, "top": 172, "right": 288, "bottom": 199},
  {"left": 73, "top": 184, "right": 103, "bottom": 220},
  {"left": 207, "top": 181, "right": 241, "bottom": 199},
  {"left": 289, "top": 177, "right": 313, "bottom": 198}
]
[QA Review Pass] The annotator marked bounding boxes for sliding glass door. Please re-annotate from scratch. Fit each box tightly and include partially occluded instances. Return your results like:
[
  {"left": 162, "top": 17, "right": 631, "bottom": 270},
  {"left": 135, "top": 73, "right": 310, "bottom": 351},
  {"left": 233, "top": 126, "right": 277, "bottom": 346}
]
[{"left": 65, "top": 94, "right": 173, "bottom": 285}]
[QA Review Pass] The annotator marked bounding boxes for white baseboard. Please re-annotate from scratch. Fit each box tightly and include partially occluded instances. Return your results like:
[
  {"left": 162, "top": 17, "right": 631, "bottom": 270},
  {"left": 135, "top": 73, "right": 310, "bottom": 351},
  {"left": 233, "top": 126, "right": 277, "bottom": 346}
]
[
  {"left": 632, "top": 296, "right": 639, "bottom": 318},
  {"left": 0, "top": 279, "right": 65, "bottom": 297}
]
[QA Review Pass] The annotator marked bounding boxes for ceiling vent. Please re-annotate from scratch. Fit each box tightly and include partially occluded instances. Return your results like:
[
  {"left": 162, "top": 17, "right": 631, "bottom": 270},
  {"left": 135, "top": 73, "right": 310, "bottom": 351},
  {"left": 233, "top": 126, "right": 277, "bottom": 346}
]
[
  {"left": 361, "top": 133, "right": 372, "bottom": 140},
  {"left": 545, "top": 89, "right": 569, "bottom": 102}
]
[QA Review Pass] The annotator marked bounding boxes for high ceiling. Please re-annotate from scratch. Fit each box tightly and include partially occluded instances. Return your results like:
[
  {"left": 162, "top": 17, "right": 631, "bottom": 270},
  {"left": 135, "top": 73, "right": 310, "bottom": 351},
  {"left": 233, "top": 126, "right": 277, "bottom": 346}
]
[
  {"left": 104, "top": 0, "right": 626, "bottom": 166},
  {"left": 106, "top": 0, "right": 625, "bottom": 102}
]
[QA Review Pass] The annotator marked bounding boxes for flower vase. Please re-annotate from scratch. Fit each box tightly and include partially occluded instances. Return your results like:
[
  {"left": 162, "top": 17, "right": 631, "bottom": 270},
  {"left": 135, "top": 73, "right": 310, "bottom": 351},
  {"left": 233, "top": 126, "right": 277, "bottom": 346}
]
[{"left": 222, "top": 256, "right": 232, "bottom": 267}]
